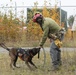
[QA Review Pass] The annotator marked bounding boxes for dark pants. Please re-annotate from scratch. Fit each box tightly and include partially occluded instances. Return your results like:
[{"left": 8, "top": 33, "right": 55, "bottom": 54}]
[
  {"left": 50, "top": 41, "right": 61, "bottom": 68},
  {"left": 50, "top": 33, "right": 64, "bottom": 69}
]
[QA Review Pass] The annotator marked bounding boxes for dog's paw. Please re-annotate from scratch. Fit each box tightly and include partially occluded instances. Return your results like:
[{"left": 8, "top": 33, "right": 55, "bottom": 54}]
[
  {"left": 12, "top": 67, "right": 15, "bottom": 70},
  {"left": 16, "top": 66, "right": 20, "bottom": 68}
]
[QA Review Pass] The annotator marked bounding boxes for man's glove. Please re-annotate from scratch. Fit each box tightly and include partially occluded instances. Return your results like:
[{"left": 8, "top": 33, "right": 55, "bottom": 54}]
[{"left": 54, "top": 39, "right": 62, "bottom": 48}]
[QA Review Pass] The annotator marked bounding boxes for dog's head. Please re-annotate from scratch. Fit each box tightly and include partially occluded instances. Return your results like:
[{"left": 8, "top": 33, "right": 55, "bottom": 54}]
[
  {"left": 30, "top": 47, "right": 40, "bottom": 54},
  {"left": 28, "top": 47, "right": 41, "bottom": 58}
]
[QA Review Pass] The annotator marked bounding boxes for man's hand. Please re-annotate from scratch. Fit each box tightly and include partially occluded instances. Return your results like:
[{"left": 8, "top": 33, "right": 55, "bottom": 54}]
[
  {"left": 54, "top": 39, "right": 62, "bottom": 48},
  {"left": 50, "top": 34, "right": 57, "bottom": 40}
]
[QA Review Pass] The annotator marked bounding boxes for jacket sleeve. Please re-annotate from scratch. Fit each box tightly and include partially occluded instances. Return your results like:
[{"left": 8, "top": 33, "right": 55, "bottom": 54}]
[{"left": 39, "top": 26, "right": 49, "bottom": 46}]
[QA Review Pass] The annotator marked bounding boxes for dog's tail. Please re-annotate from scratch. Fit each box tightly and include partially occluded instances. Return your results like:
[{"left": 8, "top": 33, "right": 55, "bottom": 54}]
[{"left": 0, "top": 43, "right": 10, "bottom": 51}]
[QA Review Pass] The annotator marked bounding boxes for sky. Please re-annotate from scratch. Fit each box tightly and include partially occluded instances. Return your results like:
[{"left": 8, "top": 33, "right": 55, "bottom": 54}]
[
  {"left": 0, "top": 0, "right": 76, "bottom": 6},
  {"left": 0, "top": 0, "right": 76, "bottom": 19}
]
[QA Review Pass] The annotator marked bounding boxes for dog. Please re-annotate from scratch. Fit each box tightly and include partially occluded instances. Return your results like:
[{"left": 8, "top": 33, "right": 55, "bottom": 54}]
[{"left": 0, "top": 43, "right": 40, "bottom": 70}]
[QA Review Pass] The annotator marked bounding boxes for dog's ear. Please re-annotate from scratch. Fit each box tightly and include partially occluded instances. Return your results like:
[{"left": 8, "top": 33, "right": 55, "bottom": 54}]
[
  {"left": 38, "top": 51, "right": 40, "bottom": 59},
  {"left": 38, "top": 47, "right": 40, "bottom": 59}
]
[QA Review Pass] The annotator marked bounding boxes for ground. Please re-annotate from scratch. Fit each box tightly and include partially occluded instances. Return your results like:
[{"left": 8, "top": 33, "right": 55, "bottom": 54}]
[{"left": 0, "top": 48, "right": 76, "bottom": 75}]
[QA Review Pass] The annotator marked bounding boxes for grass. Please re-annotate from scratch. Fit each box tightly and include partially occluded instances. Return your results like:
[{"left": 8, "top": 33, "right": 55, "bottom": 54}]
[
  {"left": 0, "top": 50, "right": 76, "bottom": 75},
  {"left": 4, "top": 36, "right": 76, "bottom": 48}
]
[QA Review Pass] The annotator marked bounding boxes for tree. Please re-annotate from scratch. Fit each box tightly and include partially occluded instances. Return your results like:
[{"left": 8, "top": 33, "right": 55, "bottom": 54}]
[
  {"left": 27, "top": 20, "right": 43, "bottom": 41},
  {"left": 42, "top": 0, "right": 60, "bottom": 25},
  {"left": 50, "top": 4, "right": 60, "bottom": 25},
  {"left": 68, "top": 15, "right": 74, "bottom": 27},
  {"left": 27, "top": 1, "right": 43, "bottom": 41},
  {"left": 2, "top": 14, "right": 8, "bottom": 25},
  {"left": 42, "top": 0, "right": 50, "bottom": 17},
  {"left": 0, "top": 11, "right": 3, "bottom": 23}
]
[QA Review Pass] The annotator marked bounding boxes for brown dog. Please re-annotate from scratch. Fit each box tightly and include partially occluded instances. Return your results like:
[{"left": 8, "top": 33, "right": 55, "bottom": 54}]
[{"left": 0, "top": 43, "right": 40, "bottom": 70}]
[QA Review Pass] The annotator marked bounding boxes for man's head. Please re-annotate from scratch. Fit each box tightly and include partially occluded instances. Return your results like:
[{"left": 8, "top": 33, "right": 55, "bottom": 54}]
[{"left": 33, "top": 12, "right": 43, "bottom": 24}]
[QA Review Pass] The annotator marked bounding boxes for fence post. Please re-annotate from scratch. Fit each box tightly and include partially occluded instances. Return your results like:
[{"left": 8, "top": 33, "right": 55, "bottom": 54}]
[
  {"left": 15, "top": 2, "right": 17, "bottom": 18},
  {"left": 60, "top": 1, "right": 61, "bottom": 26}
]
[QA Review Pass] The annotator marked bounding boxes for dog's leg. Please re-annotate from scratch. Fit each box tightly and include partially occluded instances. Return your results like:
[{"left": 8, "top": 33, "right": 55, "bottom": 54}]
[
  {"left": 13, "top": 56, "right": 20, "bottom": 68},
  {"left": 10, "top": 53, "right": 18, "bottom": 70},
  {"left": 10, "top": 58, "right": 15, "bottom": 70},
  {"left": 29, "top": 60, "right": 37, "bottom": 68},
  {"left": 25, "top": 61, "right": 32, "bottom": 70}
]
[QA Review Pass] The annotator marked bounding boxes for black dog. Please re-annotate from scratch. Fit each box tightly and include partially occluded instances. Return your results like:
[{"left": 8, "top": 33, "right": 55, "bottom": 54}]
[{"left": 0, "top": 43, "right": 40, "bottom": 70}]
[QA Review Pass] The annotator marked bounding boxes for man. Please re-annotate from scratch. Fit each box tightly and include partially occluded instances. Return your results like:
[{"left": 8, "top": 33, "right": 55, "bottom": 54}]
[{"left": 33, "top": 12, "right": 65, "bottom": 71}]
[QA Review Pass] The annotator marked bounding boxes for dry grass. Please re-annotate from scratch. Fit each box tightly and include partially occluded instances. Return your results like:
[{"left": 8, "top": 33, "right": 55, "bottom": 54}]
[{"left": 0, "top": 50, "right": 76, "bottom": 75}]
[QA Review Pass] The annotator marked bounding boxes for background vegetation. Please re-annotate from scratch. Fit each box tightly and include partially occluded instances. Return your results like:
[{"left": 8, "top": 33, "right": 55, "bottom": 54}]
[{"left": 0, "top": 0, "right": 75, "bottom": 47}]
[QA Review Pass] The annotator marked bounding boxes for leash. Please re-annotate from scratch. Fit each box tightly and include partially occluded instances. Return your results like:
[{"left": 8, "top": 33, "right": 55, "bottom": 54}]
[{"left": 42, "top": 47, "right": 46, "bottom": 67}]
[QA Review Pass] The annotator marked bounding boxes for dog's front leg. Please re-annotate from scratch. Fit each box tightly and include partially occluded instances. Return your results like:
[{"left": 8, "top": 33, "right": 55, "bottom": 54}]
[
  {"left": 29, "top": 60, "right": 37, "bottom": 68},
  {"left": 25, "top": 61, "right": 32, "bottom": 70}
]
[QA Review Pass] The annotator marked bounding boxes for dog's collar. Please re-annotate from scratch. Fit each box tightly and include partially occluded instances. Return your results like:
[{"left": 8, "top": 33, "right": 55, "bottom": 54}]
[
  {"left": 17, "top": 48, "right": 21, "bottom": 52},
  {"left": 17, "top": 48, "right": 25, "bottom": 55},
  {"left": 17, "top": 49, "right": 20, "bottom": 52}
]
